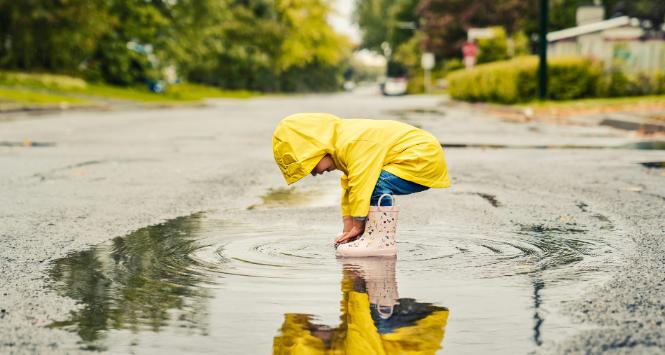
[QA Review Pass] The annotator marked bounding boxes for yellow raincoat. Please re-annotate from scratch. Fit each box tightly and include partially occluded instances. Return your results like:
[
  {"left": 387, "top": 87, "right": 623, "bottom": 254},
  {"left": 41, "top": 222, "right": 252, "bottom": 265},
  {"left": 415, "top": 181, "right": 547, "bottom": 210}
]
[{"left": 272, "top": 113, "right": 450, "bottom": 217}]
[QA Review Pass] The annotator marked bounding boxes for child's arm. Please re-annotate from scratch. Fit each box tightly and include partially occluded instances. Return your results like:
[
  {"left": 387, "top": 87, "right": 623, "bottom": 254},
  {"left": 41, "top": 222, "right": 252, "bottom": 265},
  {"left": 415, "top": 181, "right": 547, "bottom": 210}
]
[
  {"left": 344, "top": 141, "right": 386, "bottom": 217},
  {"left": 335, "top": 141, "right": 386, "bottom": 244},
  {"left": 340, "top": 175, "right": 352, "bottom": 233}
]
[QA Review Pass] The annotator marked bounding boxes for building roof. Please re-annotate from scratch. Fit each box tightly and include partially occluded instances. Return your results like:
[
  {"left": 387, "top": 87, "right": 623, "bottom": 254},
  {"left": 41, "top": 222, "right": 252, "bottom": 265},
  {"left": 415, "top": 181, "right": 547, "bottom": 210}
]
[{"left": 547, "top": 16, "right": 633, "bottom": 42}]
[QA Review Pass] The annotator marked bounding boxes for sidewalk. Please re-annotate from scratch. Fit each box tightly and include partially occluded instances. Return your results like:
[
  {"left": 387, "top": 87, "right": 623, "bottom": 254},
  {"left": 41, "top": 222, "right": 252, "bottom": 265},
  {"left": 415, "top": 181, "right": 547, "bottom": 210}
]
[{"left": 460, "top": 97, "right": 665, "bottom": 135}]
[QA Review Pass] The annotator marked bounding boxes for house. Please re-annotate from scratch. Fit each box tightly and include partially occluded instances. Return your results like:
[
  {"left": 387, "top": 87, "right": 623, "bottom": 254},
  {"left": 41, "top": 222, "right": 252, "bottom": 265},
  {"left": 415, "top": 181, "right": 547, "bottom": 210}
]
[{"left": 547, "top": 5, "right": 665, "bottom": 73}]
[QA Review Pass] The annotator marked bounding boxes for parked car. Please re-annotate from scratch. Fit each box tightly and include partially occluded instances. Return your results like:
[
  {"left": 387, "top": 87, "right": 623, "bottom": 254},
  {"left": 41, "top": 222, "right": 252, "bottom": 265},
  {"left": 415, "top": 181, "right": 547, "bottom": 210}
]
[
  {"left": 343, "top": 80, "right": 356, "bottom": 91},
  {"left": 381, "top": 76, "right": 408, "bottom": 96}
]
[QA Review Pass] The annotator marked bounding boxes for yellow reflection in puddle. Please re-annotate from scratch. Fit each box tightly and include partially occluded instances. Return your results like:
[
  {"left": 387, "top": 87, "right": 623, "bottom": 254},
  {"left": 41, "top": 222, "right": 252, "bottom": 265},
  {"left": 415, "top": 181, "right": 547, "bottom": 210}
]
[
  {"left": 273, "top": 257, "right": 449, "bottom": 354},
  {"left": 249, "top": 185, "right": 337, "bottom": 210}
]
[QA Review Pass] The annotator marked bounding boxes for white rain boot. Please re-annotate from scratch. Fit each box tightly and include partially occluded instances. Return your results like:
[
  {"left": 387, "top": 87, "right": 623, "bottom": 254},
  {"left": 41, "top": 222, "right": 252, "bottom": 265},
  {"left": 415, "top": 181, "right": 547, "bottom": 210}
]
[{"left": 336, "top": 194, "right": 398, "bottom": 257}]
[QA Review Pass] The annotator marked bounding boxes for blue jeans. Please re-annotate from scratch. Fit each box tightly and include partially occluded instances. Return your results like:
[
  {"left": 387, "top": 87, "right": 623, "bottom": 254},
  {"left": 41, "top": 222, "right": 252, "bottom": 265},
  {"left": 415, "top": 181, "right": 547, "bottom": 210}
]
[{"left": 371, "top": 170, "right": 429, "bottom": 206}]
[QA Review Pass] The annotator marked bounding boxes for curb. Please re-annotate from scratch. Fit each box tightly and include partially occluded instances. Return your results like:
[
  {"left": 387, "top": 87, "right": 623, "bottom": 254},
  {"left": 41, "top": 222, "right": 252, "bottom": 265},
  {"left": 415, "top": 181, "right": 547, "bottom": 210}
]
[{"left": 599, "top": 113, "right": 665, "bottom": 134}]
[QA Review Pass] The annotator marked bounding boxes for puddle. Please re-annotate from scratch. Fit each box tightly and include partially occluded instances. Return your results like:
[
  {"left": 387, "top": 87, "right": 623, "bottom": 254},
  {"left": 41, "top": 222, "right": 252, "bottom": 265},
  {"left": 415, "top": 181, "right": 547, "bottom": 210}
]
[
  {"left": 48, "top": 214, "right": 212, "bottom": 351},
  {"left": 247, "top": 186, "right": 335, "bottom": 210},
  {"left": 274, "top": 257, "right": 449, "bottom": 353},
  {"left": 442, "top": 141, "right": 665, "bottom": 150},
  {"left": 640, "top": 161, "right": 665, "bottom": 169},
  {"left": 621, "top": 141, "right": 665, "bottom": 150},
  {"left": 48, "top": 209, "right": 622, "bottom": 353},
  {"left": 385, "top": 108, "right": 446, "bottom": 117},
  {"left": 0, "top": 140, "right": 55, "bottom": 147}
]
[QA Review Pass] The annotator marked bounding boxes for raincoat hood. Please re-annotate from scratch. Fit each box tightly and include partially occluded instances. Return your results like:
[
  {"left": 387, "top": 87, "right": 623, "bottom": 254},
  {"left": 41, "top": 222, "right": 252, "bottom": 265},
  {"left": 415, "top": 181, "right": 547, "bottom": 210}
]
[{"left": 272, "top": 113, "right": 339, "bottom": 185}]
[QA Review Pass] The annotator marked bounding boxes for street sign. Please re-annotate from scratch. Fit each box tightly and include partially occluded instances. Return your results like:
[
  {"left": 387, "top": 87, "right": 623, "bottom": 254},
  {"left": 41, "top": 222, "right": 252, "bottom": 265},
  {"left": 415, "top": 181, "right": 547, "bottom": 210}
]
[
  {"left": 421, "top": 52, "right": 435, "bottom": 70},
  {"left": 468, "top": 28, "right": 494, "bottom": 41}
]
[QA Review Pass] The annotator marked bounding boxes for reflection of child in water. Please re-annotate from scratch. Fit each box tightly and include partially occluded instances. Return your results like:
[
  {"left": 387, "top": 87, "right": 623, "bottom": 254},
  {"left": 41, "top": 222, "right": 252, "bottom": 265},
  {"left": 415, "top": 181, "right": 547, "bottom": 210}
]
[
  {"left": 273, "top": 257, "right": 449, "bottom": 353},
  {"left": 273, "top": 113, "right": 450, "bottom": 256}
]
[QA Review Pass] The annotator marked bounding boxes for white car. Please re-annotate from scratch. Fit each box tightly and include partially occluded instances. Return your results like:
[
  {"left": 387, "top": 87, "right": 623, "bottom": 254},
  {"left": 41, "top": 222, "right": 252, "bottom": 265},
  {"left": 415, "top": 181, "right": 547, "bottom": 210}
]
[
  {"left": 343, "top": 81, "right": 356, "bottom": 91},
  {"left": 381, "top": 77, "right": 408, "bottom": 96}
]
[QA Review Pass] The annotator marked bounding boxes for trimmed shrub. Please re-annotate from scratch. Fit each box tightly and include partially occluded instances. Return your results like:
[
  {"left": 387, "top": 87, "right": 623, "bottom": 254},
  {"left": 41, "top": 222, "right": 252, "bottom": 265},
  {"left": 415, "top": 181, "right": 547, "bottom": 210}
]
[
  {"left": 655, "top": 72, "right": 665, "bottom": 95},
  {"left": 477, "top": 27, "right": 509, "bottom": 64},
  {"left": 446, "top": 56, "right": 602, "bottom": 103}
]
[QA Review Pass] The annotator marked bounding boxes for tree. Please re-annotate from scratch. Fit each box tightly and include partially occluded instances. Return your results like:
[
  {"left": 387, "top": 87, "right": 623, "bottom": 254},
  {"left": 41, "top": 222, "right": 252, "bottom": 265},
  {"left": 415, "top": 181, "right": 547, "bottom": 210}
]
[
  {"left": 416, "top": 0, "right": 535, "bottom": 59},
  {"left": 0, "top": 0, "right": 351, "bottom": 91},
  {"left": 354, "top": 0, "right": 419, "bottom": 54},
  {"left": 0, "top": 0, "right": 109, "bottom": 73},
  {"left": 607, "top": 0, "right": 665, "bottom": 36}
]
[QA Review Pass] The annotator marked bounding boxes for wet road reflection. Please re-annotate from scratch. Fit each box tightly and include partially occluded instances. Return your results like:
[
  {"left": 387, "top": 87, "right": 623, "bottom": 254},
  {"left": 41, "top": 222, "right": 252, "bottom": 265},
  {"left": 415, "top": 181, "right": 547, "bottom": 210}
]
[
  {"left": 47, "top": 209, "right": 620, "bottom": 353},
  {"left": 49, "top": 214, "right": 211, "bottom": 351},
  {"left": 273, "top": 257, "right": 449, "bottom": 354}
]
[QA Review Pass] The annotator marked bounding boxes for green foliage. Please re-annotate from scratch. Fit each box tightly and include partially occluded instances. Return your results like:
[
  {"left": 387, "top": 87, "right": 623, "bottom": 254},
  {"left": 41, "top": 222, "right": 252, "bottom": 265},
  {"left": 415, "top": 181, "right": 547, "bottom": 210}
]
[
  {"left": 0, "top": 0, "right": 351, "bottom": 92},
  {"left": 355, "top": 0, "right": 419, "bottom": 53},
  {"left": 656, "top": 72, "right": 665, "bottom": 95},
  {"left": 597, "top": 70, "right": 665, "bottom": 98},
  {"left": 0, "top": 0, "right": 110, "bottom": 73},
  {"left": 605, "top": 0, "right": 665, "bottom": 36},
  {"left": 511, "top": 32, "right": 530, "bottom": 57},
  {"left": 354, "top": 0, "right": 420, "bottom": 83},
  {"left": 547, "top": 0, "right": 589, "bottom": 31},
  {"left": 477, "top": 28, "right": 509, "bottom": 64},
  {"left": 446, "top": 56, "right": 603, "bottom": 103},
  {"left": 393, "top": 33, "right": 423, "bottom": 70},
  {"left": 442, "top": 58, "right": 464, "bottom": 73},
  {"left": 177, "top": 0, "right": 351, "bottom": 92}
]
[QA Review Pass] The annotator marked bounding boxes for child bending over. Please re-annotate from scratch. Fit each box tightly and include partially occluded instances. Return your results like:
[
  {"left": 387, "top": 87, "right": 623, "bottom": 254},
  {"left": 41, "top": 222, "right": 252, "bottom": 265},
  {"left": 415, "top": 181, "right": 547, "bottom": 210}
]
[{"left": 272, "top": 113, "right": 450, "bottom": 257}]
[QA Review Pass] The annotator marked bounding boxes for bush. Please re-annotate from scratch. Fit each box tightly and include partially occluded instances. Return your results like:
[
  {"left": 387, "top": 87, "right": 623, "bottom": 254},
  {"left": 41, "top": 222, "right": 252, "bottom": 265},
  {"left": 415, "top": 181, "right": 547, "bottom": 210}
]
[
  {"left": 656, "top": 72, "right": 665, "bottom": 95},
  {"left": 446, "top": 56, "right": 602, "bottom": 103},
  {"left": 442, "top": 58, "right": 464, "bottom": 74},
  {"left": 477, "top": 27, "right": 509, "bottom": 64}
]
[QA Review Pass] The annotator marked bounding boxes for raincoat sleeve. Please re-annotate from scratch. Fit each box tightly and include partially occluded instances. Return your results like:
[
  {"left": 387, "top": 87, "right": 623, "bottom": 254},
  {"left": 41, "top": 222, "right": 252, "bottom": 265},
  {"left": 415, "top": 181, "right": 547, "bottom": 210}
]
[
  {"left": 341, "top": 174, "right": 351, "bottom": 216},
  {"left": 345, "top": 141, "right": 387, "bottom": 217}
]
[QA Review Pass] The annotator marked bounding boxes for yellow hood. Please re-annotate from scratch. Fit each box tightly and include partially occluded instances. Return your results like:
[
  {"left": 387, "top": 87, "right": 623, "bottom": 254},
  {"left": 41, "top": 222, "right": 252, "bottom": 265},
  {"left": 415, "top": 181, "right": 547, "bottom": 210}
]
[{"left": 272, "top": 113, "right": 340, "bottom": 185}]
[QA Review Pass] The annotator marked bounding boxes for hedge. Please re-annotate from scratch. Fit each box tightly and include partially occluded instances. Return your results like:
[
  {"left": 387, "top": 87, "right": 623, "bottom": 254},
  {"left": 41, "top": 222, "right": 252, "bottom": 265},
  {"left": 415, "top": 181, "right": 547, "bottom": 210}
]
[{"left": 446, "top": 56, "right": 602, "bottom": 103}]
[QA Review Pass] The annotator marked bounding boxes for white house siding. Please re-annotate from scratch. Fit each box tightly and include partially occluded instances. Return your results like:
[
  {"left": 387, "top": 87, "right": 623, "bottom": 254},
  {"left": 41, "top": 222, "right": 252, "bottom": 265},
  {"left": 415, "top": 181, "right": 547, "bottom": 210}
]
[{"left": 549, "top": 32, "right": 665, "bottom": 74}]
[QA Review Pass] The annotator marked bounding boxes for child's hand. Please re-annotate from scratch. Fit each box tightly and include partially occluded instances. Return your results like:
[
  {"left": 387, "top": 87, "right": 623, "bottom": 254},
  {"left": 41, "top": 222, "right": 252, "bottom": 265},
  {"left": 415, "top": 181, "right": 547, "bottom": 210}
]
[{"left": 336, "top": 219, "right": 366, "bottom": 244}]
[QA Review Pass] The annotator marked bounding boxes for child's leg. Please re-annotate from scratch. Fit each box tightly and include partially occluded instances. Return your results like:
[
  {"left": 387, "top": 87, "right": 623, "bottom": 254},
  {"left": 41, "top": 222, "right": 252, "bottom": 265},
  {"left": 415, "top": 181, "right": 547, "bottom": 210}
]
[
  {"left": 337, "top": 171, "right": 423, "bottom": 257},
  {"left": 370, "top": 170, "right": 429, "bottom": 206}
]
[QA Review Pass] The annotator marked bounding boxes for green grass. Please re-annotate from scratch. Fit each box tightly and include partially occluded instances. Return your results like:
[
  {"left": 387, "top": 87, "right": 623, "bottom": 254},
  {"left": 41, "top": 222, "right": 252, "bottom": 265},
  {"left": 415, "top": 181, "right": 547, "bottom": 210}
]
[
  {"left": 0, "top": 71, "right": 257, "bottom": 109},
  {"left": 509, "top": 94, "right": 665, "bottom": 120},
  {"left": 0, "top": 87, "right": 88, "bottom": 105},
  {"left": 524, "top": 94, "right": 665, "bottom": 109},
  {"left": 77, "top": 82, "right": 255, "bottom": 103},
  {"left": 0, "top": 71, "right": 88, "bottom": 90}
]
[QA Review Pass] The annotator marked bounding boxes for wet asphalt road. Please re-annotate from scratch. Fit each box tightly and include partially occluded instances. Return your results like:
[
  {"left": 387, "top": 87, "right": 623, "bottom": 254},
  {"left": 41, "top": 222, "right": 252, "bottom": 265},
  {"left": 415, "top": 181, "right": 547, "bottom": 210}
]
[{"left": 1, "top": 87, "right": 665, "bottom": 354}]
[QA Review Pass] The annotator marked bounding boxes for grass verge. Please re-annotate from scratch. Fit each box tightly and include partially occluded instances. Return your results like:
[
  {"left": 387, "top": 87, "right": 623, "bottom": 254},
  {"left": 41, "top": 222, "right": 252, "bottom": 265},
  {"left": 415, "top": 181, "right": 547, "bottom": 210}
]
[
  {"left": 520, "top": 95, "right": 665, "bottom": 120},
  {"left": 0, "top": 71, "right": 256, "bottom": 111}
]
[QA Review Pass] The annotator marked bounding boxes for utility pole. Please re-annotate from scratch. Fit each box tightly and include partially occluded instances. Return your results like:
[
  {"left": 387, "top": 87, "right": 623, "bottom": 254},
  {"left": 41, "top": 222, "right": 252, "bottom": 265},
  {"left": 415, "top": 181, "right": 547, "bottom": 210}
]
[{"left": 538, "top": 0, "right": 548, "bottom": 100}]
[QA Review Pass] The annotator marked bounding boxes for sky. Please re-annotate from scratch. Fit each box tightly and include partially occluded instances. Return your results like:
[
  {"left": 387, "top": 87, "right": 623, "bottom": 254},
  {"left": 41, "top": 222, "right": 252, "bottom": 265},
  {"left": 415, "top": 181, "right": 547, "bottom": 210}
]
[
  {"left": 328, "top": 0, "right": 386, "bottom": 67},
  {"left": 328, "top": 0, "right": 361, "bottom": 44}
]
